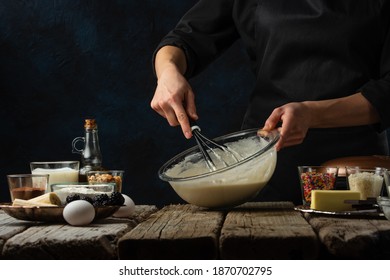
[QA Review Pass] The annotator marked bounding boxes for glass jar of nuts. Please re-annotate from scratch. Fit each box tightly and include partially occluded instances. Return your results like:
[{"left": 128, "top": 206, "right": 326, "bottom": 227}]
[{"left": 86, "top": 170, "right": 124, "bottom": 192}]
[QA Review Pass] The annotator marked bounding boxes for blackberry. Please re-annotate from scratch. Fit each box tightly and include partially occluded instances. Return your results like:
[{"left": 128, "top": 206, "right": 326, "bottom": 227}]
[
  {"left": 93, "top": 193, "right": 110, "bottom": 206},
  {"left": 80, "top": 196, "right": 94, "bottom": 205},
  {"left": 66, "top": 194, "right": 81, "bottom": 204},
  {"left": 109, "top": 192, "right": 125, "bottom": 206}
]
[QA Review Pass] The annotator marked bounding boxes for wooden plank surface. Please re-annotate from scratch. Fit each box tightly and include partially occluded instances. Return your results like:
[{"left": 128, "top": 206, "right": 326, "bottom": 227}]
[
  {"left": 0, "top": 212, "right": 34, "bottom": 259},
  {"left": 220, "top": 202, "right": 319, "bottom": 259},
  {"left": 4, "top": 202, "right": 390, "bottom": 260},
  {"left": 0, "top": 205, "right": 157, "bottom": 259},
  {"left": 304, "top": 213, "right": 390, "bottom": 259},
  {"left": 118, "top": 204, "right": 225, "bottom": 259}
]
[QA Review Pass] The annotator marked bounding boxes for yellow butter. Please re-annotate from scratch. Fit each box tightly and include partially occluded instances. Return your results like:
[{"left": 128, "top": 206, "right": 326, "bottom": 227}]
[{"left": 310, "top": 190, "right": 361, "bottom": 212}]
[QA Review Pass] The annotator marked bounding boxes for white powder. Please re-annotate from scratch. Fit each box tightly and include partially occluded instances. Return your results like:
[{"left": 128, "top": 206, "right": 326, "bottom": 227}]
[
  {"left": 55, "top": 186, "right": 113, "bottom": 204},
  {"left": 348, "top": 172, "right": 383, "bottom": 199}
]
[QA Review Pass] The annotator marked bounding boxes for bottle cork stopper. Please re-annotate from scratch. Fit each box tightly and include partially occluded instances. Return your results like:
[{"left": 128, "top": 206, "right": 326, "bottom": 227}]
[{"left": 84, "top": 119, "right": 97, "bottom": 129}]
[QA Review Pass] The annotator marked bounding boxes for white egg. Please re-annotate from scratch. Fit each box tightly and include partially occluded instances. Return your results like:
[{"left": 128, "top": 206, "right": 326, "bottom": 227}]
[
  {"left": 63, "top": 200, "right": 95, "bottom": 226},
  {"left": 112, "top": 194, "right": 135, "bottom": 217}
]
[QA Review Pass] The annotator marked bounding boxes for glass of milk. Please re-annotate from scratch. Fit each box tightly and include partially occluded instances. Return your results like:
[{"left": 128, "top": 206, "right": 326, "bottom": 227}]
[{"left": 30, "top": 161, "right": 79, "bottom": 191}]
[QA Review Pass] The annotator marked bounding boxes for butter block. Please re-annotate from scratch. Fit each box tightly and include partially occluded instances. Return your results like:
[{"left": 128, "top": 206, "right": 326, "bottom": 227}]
[{"left": 310, "top": 190, "right": 361, "bottom": 212}]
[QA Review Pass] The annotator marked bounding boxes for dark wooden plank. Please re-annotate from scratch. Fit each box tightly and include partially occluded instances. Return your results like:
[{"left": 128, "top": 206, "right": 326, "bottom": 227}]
[
  {"left": 1, "top": 205, "right": 157, "bottom": 259},
  {"left": 304, "top": 213, "right": 390, "bottom": 259},
  {"left": 0, "top": 211, "right": 35, "bottom": 259},
  {"left": 3, "top": 221, "right": 127, "bottom": 259},
  {"left": 220, "top": 202, "right": 319, "bottom": 259},
  {"left": 118, "top": 204, "right": 225, "bottom": 259}
]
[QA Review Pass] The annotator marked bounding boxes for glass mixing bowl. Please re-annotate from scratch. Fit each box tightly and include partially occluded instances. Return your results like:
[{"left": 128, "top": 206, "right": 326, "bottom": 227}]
[{"left": 158, "top": 128, "right": 280, "bottom": 208}]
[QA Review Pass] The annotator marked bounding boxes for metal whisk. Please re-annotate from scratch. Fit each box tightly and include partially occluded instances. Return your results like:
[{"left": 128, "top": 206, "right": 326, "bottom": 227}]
[{"left": 191, "top": 124, "right": 239, "bottom": 171}]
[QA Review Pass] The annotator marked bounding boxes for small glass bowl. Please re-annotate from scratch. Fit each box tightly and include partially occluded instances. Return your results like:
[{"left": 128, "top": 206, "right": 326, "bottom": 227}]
[
  {"left": 51, "top": 182, "right": 116, "bottom": 205},
  {"left": 86, "top": 170, "right": 124, "bottom": 192},
  {"left": 345, "top": 167, "right": 387, "bottom": 200}
]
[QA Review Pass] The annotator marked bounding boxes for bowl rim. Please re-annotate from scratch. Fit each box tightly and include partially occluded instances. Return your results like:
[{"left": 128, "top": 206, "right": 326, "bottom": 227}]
[
  {"left": 345, "top": 166, "right": 388, "bottom": 173},
  {"left": 158, "top": 128, "right": 280, "bottom": 182},
  {"left": 50, "top": 182, "right": 116, "bottom": 187},
  {"left": 86, "top": 170, "right": 125, "bottom": 174}
]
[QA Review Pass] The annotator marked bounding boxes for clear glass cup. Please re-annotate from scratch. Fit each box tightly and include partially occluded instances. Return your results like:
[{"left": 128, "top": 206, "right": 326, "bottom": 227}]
[
  {"left": 346, "top": 166, "right": 387, "bottom": 200},
  {"left": 298, "top": 166, "right": 339, "bottom": 206},
  {"left": 86, "top": 170, "right": 124, "bottom": 192},
  {"left": 7, "top": 174, "right": 49, "bottom": 201},
  {"left": 30, "top": 161, "right": 79, "bottom": 190}
]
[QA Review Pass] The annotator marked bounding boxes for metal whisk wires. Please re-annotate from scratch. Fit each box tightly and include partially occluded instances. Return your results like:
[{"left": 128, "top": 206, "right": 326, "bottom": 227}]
[{"left": 191, "top": 124, "right": 239, "bottom": 171}]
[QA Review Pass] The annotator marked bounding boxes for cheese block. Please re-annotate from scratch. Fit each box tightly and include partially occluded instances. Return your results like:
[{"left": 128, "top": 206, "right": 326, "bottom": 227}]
[
  {"left": 12, "top": 198, "right": 58, "bottom": 207},
  {"left": 12, "top": 192, "right": 62, "bottom": 207},
  {"left": 310, "top": 190, "right": 361, "bottom": 212},
  {"left": 28, "top": 192, "right": 62, "bottom": 206}
]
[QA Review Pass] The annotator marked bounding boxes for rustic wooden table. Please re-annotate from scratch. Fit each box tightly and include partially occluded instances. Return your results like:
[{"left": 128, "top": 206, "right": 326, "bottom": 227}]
[
  {"left": 118, "top": 202, "right": 390, "bottom": 260},
  {"left": 1, "top": 202, "right": 390, "bottom": 260},
  {"left": 0, "top": 205, "right": 158, "bottom": 259}
]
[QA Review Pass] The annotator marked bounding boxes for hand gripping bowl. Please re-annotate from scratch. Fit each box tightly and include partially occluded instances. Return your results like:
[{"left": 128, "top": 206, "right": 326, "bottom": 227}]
[{"left": 158, "top": 128, "right": 280, "bottom": 208}]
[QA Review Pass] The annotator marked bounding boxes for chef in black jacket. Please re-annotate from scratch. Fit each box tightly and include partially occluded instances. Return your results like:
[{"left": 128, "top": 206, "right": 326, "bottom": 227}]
[{"left": 150, "top": 0, "right": 390, "bottom": 205}]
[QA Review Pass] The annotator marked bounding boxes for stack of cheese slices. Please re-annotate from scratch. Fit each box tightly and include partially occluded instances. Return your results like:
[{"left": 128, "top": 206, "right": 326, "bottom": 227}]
[{"left": 12, "top": 192, "right": 62, "bottom": 207}]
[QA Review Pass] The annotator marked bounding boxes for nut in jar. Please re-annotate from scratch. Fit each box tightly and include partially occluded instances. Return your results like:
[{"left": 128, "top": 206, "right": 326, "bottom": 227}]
[{"left": 87, "top": 170, "right": 124, "bottom": 192}]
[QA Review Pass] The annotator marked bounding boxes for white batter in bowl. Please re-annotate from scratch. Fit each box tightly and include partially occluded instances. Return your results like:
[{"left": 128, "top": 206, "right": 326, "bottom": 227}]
[{"left": 158, "top": 129, "right": 279, "bottom": 208}]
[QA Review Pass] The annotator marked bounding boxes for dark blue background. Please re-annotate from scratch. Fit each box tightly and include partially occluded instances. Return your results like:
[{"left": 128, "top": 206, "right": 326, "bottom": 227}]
[
  {"left": 0, "top": 0, "right": 254, "bottom": 206},
  {"left": 1, "top": 1, "right": 389, "bottom": 207}
]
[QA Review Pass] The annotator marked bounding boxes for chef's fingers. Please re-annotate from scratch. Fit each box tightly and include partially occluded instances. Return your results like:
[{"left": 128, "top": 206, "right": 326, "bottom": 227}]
[
  {"left": 151, "top": 86, "right": 184, "bottom": 125},
  {"left": 274, "top": 127, "right": 285, "bottom": 151},
  {"left": 150, "top": 94, "right": 171, "bottom": 120},
  {"left": 170, "top": 88, "right": 198, "bottom": 139},
  {"left": 184, "top": 88, "right": 198, "bottom": 121},
  {"left": 276, "top": 119, "right": 307, "bottom": 150},
  {"left": 151, "top": 96, "right": 179, "bottom": 126},
  {"left": 263, "top": 108, "right": 283, "bottom": 131},
  {"left": 151, "top": 88, "right": 195, "bottom": 139},
  {"left": 279, "top": 134, "right": 305, "bottom": 148},
  {"left": 170, "top": 102, "right": 193, "bottom": 139},
  {"left": 156, "top": 105, "right": 192, "bottom": 140},
  {"left": 163, "top": 106, "right": 181, "bottom": 126},
  {"left": 151, "top": 103, "right": 169, "bottom": 119},
  {"left": 276, "top": 128, "right": 306, "bottom": 150},
  {"left": 261, "top": 108, "right": 282, "bottom": 149}
]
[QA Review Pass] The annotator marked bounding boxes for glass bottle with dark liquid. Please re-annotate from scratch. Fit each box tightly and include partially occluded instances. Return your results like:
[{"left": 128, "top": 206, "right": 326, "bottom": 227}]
[{"left": 72, "top": 119, "right": 105, "bottom": 182}]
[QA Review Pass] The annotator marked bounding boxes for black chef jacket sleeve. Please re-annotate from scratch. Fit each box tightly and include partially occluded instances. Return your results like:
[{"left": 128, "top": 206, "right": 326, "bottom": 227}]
[
  {"left": 360, "top": 2, "right": 390, "bottom": 130},
  {"left": 153, "top": 0, "right": 239, "bottom": 78}
]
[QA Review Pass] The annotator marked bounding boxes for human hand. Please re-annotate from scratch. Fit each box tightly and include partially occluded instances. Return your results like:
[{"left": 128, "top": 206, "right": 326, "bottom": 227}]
[
  {"left": 262, "top": 102, "right": 312, "bottom": 151},
  {"left": 150, "top": 65, "right": 198, "bottom": 139}
]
